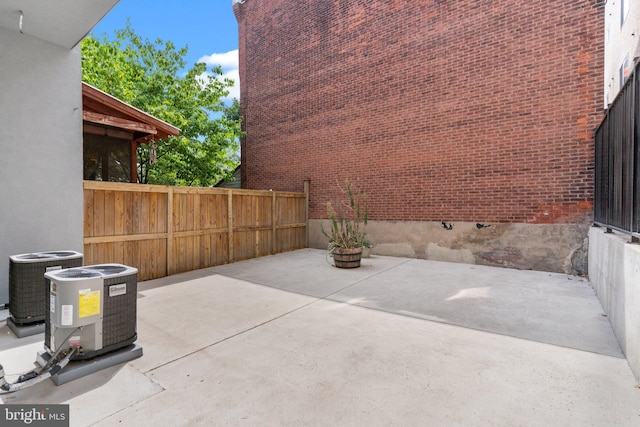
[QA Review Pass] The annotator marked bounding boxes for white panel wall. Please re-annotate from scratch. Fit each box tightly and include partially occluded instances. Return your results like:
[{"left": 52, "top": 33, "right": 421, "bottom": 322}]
[{"left": 0, "top": 28, "right": 84, "bottom": 305}]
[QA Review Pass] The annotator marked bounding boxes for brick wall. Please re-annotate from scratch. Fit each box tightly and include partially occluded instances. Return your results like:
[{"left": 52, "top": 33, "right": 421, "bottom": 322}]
[{"left": 234, "top": 0, "right": 604, "bottom": 225}]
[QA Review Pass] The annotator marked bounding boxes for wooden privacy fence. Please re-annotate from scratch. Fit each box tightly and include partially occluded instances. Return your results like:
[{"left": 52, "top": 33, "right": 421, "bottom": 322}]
[{"left": 83, "top": 181, "right": 308, "bottom": 281}]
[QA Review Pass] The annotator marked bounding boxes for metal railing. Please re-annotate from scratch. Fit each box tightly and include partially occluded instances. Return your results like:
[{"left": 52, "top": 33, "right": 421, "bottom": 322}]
[{"left": 594, "top": 61, "right": 640, "bottom": 242}]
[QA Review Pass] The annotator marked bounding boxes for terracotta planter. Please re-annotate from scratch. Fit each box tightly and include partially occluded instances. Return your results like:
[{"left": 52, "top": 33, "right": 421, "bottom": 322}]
[{"left": 332, "top": 247, "right": 363, "bottom": 268}]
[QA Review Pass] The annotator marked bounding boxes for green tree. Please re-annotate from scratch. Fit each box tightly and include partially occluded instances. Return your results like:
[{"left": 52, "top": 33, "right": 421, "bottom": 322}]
[{"left": 81, "top": 24, "right": 241, "bottom": 186}]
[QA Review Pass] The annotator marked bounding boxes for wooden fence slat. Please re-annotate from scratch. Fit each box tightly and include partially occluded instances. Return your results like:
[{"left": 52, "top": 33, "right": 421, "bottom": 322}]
[
  {"left": 104, "top": 190, "right": 115, "bottom": 236},
  {"left": 141, "top": 192, "right": 150, "bottom": 234},
  {"left": 84, "top": 189, "right": 94, "bottom": 238},
  {"left": 124, "top": 191, "right": 133, "bottom": 235},
  {"left": 93, "top": 190, "right": 105, "bottom": 237},
  {"left": 167, "top": 188, "right": 174, "bottom": 276},
  {"left": 228, "top": 190, "right": 234, "bottom": 262},
  {"left": 149, "top": 192, "right": 158, "bottom": 235},
  {"left": 114, "top": 190, "right": 124, "bottom": 235}
]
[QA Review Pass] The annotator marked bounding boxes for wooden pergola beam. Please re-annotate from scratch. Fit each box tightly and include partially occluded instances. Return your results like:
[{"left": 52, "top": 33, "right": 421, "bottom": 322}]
[
  {"left": 83, "top": 111, "right": 157, "bottom": 135},
  {"left": 82, "top": 83, "right": 180, "bottom": 140}
]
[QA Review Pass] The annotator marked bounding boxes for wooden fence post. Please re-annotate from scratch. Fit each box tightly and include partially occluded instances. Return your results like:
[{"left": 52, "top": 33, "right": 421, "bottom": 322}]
[
  {"left": 167, "top": 187, "right": 174, "bottom": 276},
  {"left": 272, "top": 191, "right": 277, "bottom": 254},
  {"left": 228, "top": 190, "right": 234, "bottom": 262},
  {"left": 304, "top": 179, "right": 310, "bottom": 247}
]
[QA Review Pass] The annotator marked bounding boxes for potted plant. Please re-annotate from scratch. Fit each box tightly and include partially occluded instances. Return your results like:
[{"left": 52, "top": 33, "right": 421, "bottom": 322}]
[{"left": 322, "top": 180, "right": 368, "bottom": 268}]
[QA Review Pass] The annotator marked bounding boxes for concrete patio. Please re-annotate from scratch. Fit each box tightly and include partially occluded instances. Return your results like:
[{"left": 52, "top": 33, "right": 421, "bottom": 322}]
[{"left": 0, "top": 249, "right": 639, "bottom": 426}]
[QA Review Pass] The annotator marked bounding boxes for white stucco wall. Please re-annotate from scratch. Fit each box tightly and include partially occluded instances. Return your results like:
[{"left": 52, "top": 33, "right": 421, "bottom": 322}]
[
  {"left": 0, "top": 28, "right": 84, "bottom": 305},
  {"left": 589, "top": 227, "right": 640, "bottom": 381}
]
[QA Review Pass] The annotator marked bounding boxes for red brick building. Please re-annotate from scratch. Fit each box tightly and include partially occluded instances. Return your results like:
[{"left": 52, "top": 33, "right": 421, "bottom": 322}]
[{"left": 234, "top": 0, "right": 604, "bottom": 274}]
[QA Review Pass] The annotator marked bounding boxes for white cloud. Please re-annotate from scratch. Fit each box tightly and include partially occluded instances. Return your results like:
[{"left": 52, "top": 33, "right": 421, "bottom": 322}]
[
  {"left": 199, "top": 50, "right": 238, "bottom": 70},
  {"left": 221, "top": 67, "right": 240, "bottom": 101},
  {"left": 198, "top": 49, "right": 240, "bottom": 101}
]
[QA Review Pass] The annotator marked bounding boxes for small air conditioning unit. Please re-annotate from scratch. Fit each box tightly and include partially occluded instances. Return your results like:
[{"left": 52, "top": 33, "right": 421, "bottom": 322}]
[
  {"left": 8, "top": 251, "right": 83, "bottom": 337},
  {"left": 0, "top": 264, "right": 142, "bottom": 389},
  {"left": 43, "top": 264, "right": 138, "bottom": 361}
]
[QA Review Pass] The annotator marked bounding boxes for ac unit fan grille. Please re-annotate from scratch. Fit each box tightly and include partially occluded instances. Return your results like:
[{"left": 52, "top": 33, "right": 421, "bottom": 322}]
[
  {"left": 10, "top": 257, "right": 83, "bottom": 324},
  {"left": 102, "top": 274, "right": 138, "bottom": 349}
]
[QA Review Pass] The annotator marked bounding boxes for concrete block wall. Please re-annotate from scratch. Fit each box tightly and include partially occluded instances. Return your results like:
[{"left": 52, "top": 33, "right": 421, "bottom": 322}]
[
  {"left": 310, "top": 219, "right": 590, "bottom": 274},
  {"left": 234, "top": 1, "right": 604, "bottom": 273},
  {"left": 589, "top": 227, "right": 640, "bottom": 381}
]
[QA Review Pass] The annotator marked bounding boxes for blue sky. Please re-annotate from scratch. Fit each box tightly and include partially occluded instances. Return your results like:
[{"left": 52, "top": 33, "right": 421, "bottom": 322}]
[{"left": 91, "top": 0, "right": 240, "bottom": 100}]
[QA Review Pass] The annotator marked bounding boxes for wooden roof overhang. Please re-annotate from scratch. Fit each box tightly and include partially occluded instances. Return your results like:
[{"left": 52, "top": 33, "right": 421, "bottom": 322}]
[
  {"left": 82, "top": 82, "right": 180, "bottom": 141},
  {"left": 82, "top": 82, "right": 180, "bottom": 182}
]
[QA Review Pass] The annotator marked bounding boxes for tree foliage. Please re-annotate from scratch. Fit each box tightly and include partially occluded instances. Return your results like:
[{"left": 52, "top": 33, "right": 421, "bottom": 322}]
[{"left": 81, "top": 24, "right": 241, "bottom": 186}]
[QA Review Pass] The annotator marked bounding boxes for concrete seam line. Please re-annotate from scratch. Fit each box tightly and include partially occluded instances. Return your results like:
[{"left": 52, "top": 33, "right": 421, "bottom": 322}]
[{"left": 143, "top": 298, "right": 326, "bottom": 375}]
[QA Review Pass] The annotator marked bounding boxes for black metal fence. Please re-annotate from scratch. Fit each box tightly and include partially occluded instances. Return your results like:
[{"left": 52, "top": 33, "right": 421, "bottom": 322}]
[{"left": 594, "top": 60, "right": 640, "bottom": 241}]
